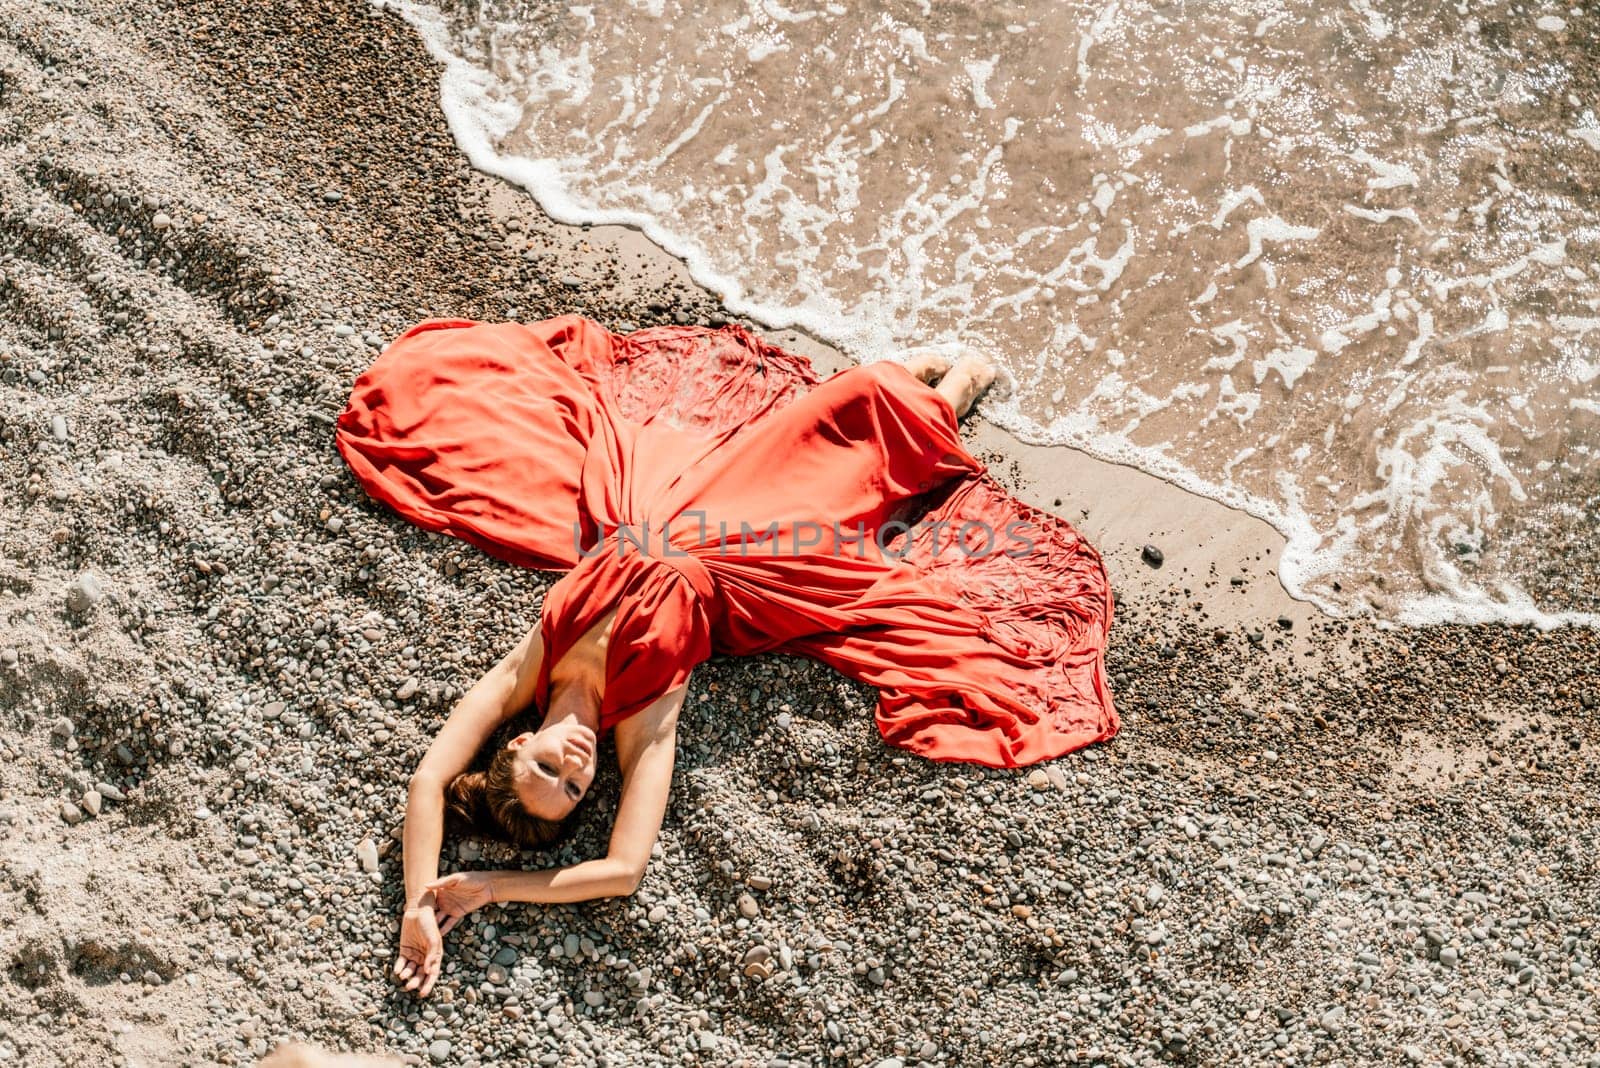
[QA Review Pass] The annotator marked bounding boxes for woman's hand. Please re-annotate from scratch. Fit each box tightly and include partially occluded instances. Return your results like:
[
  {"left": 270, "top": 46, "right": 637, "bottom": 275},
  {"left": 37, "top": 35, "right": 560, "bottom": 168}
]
[
  {"left": 394, "top": 904, "right": 444, "bottom": 997},
  {"left": 426, "top": 871, "right": 497, "bottom": 935}
]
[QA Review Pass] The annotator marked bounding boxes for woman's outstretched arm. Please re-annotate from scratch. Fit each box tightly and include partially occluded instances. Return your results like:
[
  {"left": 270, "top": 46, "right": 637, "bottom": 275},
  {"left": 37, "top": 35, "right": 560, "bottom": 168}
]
[
  {"left": 394, "top": 624, "right": 545, "bottom": 995},
  {"left": 446, "top": 680, "right": 686, "bottom": 907}
]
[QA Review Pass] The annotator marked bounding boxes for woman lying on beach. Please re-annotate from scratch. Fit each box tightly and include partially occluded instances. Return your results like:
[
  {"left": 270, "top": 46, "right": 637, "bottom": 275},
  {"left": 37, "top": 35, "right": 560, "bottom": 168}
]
[{"left": 335, "top": 316, "right": 1117, "bottom": 996}]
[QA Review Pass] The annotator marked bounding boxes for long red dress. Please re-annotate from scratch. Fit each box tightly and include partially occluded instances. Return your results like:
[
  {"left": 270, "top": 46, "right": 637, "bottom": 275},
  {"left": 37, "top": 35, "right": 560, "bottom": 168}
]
[{"left": 334, "top": 316, "right": 1116, "bottom": 767}]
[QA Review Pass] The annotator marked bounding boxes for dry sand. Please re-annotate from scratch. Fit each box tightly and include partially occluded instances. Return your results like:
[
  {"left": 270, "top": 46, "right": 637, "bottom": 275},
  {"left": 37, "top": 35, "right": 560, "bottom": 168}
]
[{"left": 1, "top": 2, "right": 1597, "bottom": 1066}]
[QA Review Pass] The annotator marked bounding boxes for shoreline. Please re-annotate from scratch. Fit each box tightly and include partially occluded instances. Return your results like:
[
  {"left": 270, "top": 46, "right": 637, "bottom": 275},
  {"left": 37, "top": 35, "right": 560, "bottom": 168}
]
[{"left": 0, "top": 2, "right": 1597, "bottom": 1066}]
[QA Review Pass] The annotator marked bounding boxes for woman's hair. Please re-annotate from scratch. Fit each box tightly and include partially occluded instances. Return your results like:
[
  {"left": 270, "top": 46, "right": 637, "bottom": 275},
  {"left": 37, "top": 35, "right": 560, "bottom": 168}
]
[{"left": 443, "top": 744, "right": 571, "bottom": 850}]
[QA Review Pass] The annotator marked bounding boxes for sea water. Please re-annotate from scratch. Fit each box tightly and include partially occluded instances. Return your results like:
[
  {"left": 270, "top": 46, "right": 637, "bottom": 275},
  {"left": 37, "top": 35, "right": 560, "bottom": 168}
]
[{"left": 385, "top": 0, "right": 1600, "bottom": 626}]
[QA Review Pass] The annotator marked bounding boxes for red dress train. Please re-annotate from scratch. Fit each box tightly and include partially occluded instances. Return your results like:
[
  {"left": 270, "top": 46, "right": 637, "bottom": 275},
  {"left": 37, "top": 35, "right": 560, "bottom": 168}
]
[{"left": 334, "top": 316, "right": 1116, "bottom": 767}]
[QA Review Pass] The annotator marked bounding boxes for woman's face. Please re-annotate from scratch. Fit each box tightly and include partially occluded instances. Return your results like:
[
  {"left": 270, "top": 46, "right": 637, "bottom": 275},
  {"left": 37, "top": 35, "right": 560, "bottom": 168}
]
[{"left": 507, "top": 720, "right": 597, "bottom": 821}]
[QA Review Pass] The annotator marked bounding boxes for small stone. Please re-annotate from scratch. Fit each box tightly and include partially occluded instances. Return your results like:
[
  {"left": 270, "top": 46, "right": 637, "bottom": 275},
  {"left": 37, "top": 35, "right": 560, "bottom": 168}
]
[
  {"left": 1536, "top": 15, "right": 1567, "bottom": 31},
  {"left": 51, "top": 716, "right": 75, "bottom": 738},
  {"left": 1027, "top": 769, "right": 1050, "bottom": 790},
  {"left": 152, "top": 212, "right": 173, "bottom": 229},
  {"left": 0, "top": 648, "right": 16, "bottom": 667},
  {"left": 427, "top": 1039, "right": 451, "bottom": 1064},
  {"left": 81, "top": 790, "right": 102, "bottom": 817},
  {"left": 1141, "top": 544, "right": 1164, "bottom": 568},
  {"left": 747, "top": 874, "right": 773, "bottom": 891},
  {"left": 396, "top": 677, "right": 420, "bottom": 701},
  {"left": 323, "top": 189, "right": 344, "bottom": 203},
  {"left": 357, "top": 837, "right": 379, "bottom": 873},
  {"left": 66, "top": 572, "right": 105, "bottom": 614},
  {"left": 737, "top": 893, "right": 759, "bottom": 919},
  {"left": 647, "top": 905, "right": 668, "bottom": 923},
  {"left": 582, "top": 990, "right": 605, "bottom": 1007},
  {"left": 50, "top": 414, "right": 68, "bottom": 441},
  {"left": 60, "top": 801, "right": 84, "bottom": 825},
  {"left": 1403, "top": 1046, "right": 1425, "bottom": 1063},
  {"left": 94, "top": 782, "right": 125, "bottom": 802},
  {"left": 1011, "top": 904, "right": 1032, "bottom": 920},
  {"left": 1318, "top": 1005, "right": 1346, "bottom": 1033},
  {"left": 1439, "top": 947, "right": 1458, "bottom": 968}
]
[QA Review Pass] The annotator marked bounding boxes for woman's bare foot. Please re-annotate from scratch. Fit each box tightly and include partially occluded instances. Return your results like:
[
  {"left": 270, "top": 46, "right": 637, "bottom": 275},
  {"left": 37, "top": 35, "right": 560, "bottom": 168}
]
[
  {"left": 936, "top": 353, "right": 998, "bottom": 418},
  {"left": 900, "top": 351, "right": 953, "bottom": 384}
]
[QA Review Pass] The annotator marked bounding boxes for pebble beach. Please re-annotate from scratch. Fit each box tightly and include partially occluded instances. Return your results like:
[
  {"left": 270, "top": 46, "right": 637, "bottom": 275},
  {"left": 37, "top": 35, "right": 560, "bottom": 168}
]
[{"left": 1, "top": 2, "right": 1597, "bottom": 1067}]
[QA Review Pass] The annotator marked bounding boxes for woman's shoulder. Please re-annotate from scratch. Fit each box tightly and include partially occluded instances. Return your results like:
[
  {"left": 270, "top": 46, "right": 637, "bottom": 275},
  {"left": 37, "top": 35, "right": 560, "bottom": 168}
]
[{"left": 610, "top": 683, "right": 688, "bottom": 749}]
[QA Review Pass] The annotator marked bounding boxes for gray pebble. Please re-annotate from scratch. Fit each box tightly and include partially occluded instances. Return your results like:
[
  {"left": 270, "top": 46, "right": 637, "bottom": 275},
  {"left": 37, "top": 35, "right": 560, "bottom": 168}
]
[
  {"left": 50, "top": 414, "right": 69, "bottom": 441},
  {"left": 66, "top": 572, "right": 105, "bottom": 614},
  {"left": 427, "top": 1039, "right": 451, "bottom": 1063}
]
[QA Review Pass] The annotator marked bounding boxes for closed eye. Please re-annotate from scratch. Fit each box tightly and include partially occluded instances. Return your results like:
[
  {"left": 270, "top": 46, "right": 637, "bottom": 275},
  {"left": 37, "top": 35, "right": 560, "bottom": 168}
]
[{"left": 537, "top": 761, "right": 583, "bottom": 800}]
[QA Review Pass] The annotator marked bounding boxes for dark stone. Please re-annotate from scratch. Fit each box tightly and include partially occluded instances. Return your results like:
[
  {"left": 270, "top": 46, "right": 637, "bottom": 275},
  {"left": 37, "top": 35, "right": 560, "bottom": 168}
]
[{"left": 1141, "top": 544, "right": 1164, "bottom": 568}]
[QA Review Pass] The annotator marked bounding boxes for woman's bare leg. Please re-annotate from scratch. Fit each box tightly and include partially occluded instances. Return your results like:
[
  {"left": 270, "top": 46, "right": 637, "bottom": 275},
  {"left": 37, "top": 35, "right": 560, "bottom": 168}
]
[{"left": 936, "top": 353, "right": 998, "bottom": 418}]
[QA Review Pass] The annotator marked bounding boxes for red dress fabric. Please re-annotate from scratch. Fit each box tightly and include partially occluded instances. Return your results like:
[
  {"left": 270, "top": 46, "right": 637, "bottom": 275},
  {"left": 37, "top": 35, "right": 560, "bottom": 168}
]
[{"left": 335, "top": 315, "right": 1116, "bottom": 767}]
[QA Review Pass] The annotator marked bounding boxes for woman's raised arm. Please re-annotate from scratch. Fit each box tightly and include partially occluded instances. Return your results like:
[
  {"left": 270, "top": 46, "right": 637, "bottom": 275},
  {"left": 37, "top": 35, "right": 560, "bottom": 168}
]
[{"left": 394, "top": 624, "right": 545, "bottom": 995}]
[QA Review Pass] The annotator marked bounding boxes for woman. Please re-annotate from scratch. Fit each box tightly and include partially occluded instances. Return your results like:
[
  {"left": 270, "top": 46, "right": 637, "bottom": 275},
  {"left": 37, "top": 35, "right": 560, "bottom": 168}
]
[{"left": 335, "top": 317, "right": 1116, "bottom": 997}]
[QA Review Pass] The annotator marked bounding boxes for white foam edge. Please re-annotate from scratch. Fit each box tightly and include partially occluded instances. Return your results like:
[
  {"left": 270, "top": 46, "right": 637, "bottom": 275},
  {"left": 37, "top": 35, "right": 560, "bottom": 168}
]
[{"left": 385, "top": 0, "right": 1600, "bottom": 631}]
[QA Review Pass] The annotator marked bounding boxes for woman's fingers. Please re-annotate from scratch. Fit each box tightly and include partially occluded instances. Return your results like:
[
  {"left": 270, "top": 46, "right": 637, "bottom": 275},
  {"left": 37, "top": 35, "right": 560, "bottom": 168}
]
[
  {"left": 438, "top": 912, "right": 460, "bottom": 937},
  {"left": 424, "top": 874, "right": 459, "bottom": 891},
  {"left": 415, "top": 949, "right": 441, "bottom": 998}
]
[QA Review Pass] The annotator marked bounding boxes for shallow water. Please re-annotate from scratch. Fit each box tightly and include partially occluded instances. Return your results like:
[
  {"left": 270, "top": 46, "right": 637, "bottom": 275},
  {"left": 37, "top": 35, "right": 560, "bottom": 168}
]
[{"left": 389, "top": 0, "right": 1600, "bottom": 625}]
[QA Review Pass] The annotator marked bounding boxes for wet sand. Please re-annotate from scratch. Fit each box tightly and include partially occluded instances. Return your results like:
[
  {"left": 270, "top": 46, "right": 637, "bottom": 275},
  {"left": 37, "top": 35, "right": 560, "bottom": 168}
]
[{"left": 0, "top": 2, "right": 1597, "bottom": 1066}]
